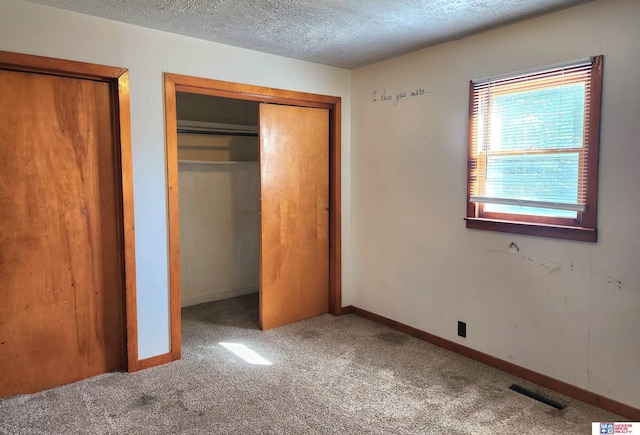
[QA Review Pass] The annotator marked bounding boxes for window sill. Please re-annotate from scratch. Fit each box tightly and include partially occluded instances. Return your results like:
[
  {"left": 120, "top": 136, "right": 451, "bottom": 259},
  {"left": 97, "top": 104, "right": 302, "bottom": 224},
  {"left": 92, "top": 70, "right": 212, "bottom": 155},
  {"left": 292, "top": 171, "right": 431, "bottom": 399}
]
[{"left": 465, "top": 217, "right": 596, "bottom": 242}]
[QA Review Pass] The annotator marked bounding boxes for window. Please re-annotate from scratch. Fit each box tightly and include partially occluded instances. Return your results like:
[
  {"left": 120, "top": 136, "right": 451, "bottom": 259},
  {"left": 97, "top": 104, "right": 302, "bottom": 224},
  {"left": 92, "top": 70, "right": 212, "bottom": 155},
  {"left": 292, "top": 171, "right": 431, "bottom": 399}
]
[{"left": 466, "top": 56, "right": 603, "bottom": 242}]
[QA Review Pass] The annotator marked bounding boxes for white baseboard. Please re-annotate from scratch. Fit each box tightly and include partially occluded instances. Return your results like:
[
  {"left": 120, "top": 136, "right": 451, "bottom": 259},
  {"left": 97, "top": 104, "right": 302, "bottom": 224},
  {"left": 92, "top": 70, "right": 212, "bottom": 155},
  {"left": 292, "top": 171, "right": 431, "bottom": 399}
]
[{"left": 181, "top": 286, "right": 259, "bottom": 308}]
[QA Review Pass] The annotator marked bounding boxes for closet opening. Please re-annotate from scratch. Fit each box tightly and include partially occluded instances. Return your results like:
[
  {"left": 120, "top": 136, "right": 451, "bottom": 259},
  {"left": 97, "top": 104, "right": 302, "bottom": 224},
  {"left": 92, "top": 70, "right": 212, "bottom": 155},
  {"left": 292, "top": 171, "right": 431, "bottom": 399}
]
[
  {"left": 176, "top": 93, "right": 261, "bottom": 330},
  {"left": 164, "top": 73, "right": 342, "bottom": 364}
]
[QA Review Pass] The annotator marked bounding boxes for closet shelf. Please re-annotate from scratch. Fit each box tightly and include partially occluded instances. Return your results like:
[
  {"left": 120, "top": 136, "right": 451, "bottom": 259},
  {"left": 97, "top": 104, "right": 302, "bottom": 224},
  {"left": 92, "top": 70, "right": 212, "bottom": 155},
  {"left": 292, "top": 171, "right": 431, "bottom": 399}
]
[{"left": 178, "top": 159, "right": 258, "bottom": 165}]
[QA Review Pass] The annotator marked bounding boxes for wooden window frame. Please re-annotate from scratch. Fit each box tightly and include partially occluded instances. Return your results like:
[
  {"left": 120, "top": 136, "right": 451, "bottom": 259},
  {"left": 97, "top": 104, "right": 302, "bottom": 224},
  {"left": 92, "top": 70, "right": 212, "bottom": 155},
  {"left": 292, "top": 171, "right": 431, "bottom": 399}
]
[{"left": 465, "top": 56, "right": 603, "bottom": 242}]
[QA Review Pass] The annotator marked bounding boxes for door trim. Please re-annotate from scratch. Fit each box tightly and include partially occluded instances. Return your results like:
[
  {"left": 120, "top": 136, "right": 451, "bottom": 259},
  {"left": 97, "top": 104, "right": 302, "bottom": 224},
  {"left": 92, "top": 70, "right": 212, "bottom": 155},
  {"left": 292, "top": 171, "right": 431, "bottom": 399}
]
[
  {"left": 0, "top": 51, "right": 139, "bottom": 371},
  {"left": 163, "top": 73, "right": 342, "bottom": 362}
]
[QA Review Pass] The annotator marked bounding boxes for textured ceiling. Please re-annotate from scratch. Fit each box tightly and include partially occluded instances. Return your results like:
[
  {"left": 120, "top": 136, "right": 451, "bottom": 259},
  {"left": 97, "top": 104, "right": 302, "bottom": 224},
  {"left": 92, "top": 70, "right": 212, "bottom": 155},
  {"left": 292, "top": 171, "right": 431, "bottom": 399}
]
[{"left": 26, "top": 0, "right": 594, "bottom": 69}]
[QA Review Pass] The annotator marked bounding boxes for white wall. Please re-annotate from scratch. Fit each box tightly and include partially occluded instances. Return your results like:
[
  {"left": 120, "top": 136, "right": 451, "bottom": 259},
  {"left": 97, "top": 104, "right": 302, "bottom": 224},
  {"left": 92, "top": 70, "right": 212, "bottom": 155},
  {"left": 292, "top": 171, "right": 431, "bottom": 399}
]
[
  {"left": 179, "top": 162, "right": 260, "bottom": 307},
  {"left": 0, "top": 0, "right": 352, "bottom": 359},
  {"left": 351, "top": 0, "right": 640, "bottom": 408}
]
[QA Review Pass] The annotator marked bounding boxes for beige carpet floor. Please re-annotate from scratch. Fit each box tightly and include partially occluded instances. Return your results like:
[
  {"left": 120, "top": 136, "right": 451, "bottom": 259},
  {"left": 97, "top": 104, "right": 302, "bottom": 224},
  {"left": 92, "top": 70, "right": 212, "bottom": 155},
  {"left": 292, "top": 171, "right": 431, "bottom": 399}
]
[{"left": 0, "top": 293, "right": 622, "bottom": 434}]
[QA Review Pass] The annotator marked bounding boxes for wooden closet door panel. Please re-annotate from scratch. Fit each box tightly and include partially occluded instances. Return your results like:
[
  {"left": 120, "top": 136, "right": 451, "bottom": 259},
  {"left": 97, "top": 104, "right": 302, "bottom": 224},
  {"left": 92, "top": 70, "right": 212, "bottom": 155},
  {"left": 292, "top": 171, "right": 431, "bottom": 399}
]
[
  {"left": 259, "top": 104, "right": 329, "bottom": 330},
  {"left": 0, "top": 69, "right": 125, "bottom": 397}
]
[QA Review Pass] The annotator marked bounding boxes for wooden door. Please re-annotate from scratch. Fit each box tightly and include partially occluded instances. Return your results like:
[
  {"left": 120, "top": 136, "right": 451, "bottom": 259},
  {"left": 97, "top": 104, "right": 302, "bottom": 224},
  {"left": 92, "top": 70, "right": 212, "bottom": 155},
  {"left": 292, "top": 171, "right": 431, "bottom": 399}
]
[
  {"left": 259, "top": 104, "right": 329, "bottom": 330},
  {"left": 0, "top": 69, "right": 126, "bottom": 396}
]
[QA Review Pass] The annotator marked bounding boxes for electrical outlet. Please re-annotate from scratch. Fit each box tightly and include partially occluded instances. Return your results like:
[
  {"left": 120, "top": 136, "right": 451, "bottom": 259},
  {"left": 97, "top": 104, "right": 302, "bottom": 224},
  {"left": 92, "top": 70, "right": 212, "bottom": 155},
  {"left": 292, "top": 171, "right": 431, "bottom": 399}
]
[{"left": 458, "top": 321, "right": 466, "bottom": 338}]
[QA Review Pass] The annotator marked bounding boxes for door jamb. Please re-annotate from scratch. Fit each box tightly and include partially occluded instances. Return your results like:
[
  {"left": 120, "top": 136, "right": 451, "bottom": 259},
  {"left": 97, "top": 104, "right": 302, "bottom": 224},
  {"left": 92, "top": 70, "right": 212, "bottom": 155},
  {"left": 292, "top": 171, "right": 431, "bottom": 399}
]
[
  {"left": 163, "top": 73, "right": 342, "bottom": 362},
  {"left": 0, "top": 51, "right": 139, "bottom": 371}
]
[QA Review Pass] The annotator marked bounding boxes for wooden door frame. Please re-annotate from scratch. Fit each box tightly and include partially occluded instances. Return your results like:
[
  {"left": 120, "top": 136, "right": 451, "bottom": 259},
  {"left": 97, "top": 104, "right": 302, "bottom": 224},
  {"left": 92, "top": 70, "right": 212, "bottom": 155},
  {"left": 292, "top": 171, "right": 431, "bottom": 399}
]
[
  {"left": 164, "top": 73, "right": 342, "bottom": 361},
  {"left": 0, "top": 51, "right": 139, "bottom": 371}
]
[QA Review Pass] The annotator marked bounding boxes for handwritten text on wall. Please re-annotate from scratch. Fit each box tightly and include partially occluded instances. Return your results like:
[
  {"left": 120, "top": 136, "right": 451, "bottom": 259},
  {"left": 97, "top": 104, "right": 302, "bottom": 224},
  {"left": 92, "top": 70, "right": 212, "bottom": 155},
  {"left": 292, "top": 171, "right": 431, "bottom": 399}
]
[{"left": 371, "top": 88, "right": 432, "bottom": 107}]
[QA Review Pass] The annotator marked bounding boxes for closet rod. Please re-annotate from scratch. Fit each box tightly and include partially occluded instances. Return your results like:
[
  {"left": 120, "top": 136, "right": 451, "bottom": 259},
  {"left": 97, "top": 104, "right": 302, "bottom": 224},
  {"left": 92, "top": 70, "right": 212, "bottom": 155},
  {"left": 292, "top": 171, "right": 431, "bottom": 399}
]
[
  {"left": 176, "top": 120, "right": 258, "bottom": 137},
  {"left": 177, "top": 129, "right": 258, "bottom": 137}
]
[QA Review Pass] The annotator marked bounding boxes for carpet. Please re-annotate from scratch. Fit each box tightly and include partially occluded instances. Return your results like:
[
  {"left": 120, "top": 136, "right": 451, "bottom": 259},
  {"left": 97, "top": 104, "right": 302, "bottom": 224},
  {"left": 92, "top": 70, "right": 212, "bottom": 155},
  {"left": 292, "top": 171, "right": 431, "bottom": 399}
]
[{"left": 0, "top": 293, "right": 621, "bottom": 434}]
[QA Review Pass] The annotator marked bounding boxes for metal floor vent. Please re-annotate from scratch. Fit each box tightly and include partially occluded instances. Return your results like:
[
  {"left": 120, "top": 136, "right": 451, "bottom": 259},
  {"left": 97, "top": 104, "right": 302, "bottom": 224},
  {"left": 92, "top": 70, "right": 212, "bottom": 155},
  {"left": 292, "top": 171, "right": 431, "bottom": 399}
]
[{"left": 509, "top": 384, "right": 567, "bottom": 410}]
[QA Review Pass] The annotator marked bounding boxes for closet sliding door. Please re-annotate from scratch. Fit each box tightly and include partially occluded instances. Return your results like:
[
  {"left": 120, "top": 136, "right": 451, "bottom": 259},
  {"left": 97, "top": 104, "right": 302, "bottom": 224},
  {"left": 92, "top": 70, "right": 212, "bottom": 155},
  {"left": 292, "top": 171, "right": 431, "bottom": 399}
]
[{"left": 259, "top": 104, "right": 330, "bottom": 330}]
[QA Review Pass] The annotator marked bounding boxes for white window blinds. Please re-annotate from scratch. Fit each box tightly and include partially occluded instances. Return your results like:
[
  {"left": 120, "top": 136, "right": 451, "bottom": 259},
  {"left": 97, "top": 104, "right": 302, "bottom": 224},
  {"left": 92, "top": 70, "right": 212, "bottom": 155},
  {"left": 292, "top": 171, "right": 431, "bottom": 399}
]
[{"left": 468, "top": 58, "right": 596, "bottom": 218}]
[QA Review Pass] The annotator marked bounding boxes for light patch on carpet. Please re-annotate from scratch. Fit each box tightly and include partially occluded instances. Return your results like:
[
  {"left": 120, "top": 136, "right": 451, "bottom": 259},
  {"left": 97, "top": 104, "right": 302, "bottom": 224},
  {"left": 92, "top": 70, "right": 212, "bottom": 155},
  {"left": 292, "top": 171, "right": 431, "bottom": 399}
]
[{"left": 220, "top": 342, "right": 272, "bottom": 365}]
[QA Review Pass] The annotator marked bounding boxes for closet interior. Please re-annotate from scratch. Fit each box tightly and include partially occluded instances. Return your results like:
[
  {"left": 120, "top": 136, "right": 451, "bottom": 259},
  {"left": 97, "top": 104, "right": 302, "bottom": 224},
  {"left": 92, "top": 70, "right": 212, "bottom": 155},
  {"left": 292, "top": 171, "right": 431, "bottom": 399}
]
[{"left": 176, "top": 92, "right": 260, "bottom": 308}]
